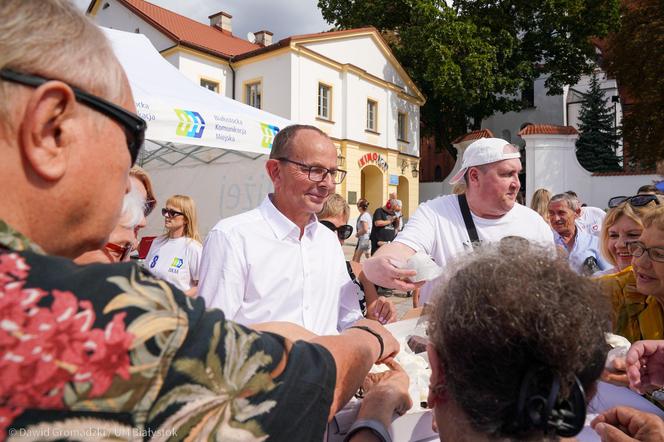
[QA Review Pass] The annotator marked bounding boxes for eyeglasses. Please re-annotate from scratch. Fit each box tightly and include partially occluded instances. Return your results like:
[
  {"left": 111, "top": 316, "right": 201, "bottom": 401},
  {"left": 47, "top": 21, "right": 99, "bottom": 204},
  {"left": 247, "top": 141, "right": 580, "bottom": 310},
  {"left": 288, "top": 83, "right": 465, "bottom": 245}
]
[
  {"left": 162, "top": 208, "right": 184, "bottom": 218},
  {"left": 320, "top": 220, "right": 353, "bottom": 240},
  {"left": 144, "top": 198, "right": 157, "bottom": 217},
  {"left": 277, "top": 158, "right": 347, "bottom": 184},
  {"left": 0, "top": 68, "right": 146, "bottom": 166},
  {"left": 608, "top": 194, "right": 660, "bottom": 208},
  {"left": 628, "top": 241, "right": 664, "bottom": 263},
  {"left": 105, "top": 242, "right": 132, "bottom": 262}
]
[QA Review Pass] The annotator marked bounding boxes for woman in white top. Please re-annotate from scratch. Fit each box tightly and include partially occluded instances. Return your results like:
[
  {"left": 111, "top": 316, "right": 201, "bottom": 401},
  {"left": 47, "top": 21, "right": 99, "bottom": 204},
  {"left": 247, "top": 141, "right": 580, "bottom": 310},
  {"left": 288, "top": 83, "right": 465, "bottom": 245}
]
[
  {"left": 352, "top": 198, "right": 372, "bottom": 263},
  {"left": 145, "top": 194, "right": 203, "bottom": 296}
]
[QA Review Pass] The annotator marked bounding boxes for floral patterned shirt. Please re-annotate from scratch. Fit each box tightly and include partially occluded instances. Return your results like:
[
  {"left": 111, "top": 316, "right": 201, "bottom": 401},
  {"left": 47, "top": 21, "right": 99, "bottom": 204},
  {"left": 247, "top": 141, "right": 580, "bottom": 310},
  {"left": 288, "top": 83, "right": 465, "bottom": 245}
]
[{"left": 0, "top": 220, "right": 335, "bottom": 441}]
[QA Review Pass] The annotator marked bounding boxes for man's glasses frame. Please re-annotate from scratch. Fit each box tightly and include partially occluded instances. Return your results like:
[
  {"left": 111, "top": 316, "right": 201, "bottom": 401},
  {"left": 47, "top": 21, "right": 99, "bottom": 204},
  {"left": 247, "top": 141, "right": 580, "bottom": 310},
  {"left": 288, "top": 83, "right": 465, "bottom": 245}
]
[
  {"left": 277, "top": 158, "right": 347, "bottom": 184},
  {"left": 628, "top": 241, "right": 664, "bottom": 263},
  {"left": 0, "top": 68, "right": 146, "bottom": 166},
  {"left": 320, "top": 220, "right": 354, "bottom": 240},
  {"left": 162, "top": 208, "right": 184, "bottom": 218},
  {"left": 608, "top": 194, "right": 660, "bottom": 209}
]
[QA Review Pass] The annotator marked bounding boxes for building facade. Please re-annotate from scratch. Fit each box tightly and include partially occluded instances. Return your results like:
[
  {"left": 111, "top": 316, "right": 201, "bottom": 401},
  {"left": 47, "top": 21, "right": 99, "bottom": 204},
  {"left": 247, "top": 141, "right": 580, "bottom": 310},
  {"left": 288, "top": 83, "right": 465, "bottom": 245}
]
[{"left": 88, "top": 0, "right": 423, "bottom": 220}]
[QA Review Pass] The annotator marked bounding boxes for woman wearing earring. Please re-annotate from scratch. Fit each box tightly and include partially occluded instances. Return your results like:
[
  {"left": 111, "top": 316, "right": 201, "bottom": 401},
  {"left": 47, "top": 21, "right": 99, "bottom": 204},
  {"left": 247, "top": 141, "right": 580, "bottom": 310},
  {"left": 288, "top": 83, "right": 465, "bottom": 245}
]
[{"left": 145, "top": 194, "right": 203, "bottom": 296}]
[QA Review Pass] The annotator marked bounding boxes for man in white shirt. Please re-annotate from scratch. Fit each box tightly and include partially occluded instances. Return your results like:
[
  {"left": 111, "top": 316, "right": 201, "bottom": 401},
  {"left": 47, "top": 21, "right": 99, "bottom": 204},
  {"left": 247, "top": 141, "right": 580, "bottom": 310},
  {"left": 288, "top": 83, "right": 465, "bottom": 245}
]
[
  {"left": 363, "top": 137, "right": 555, "bottom": 305},
  {"left": 198, "top": 125, "right": 363, "bottom": 335},
  {"left": 565, "top": 190, "right": 605, "bottom": 236}
]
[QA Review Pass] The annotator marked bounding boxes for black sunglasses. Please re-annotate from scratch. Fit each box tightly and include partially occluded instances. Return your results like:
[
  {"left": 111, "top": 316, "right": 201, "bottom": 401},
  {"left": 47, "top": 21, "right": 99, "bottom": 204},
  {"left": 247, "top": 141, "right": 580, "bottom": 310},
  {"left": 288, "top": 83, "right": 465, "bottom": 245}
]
[
  {"left": 105, "top": 242, "right": 132, "bottom": 262},
  {"left": 608, "top": 194, "right": 660, "bottom": 208},
  {"left": 0, "top": 68, "right": 146, "bottom": 166},
  {"left": 320, "top": 220, "right": 353, "bottom": 240},
  {"left": 162, "top": 208, "right": 184, "bottom": 218}
]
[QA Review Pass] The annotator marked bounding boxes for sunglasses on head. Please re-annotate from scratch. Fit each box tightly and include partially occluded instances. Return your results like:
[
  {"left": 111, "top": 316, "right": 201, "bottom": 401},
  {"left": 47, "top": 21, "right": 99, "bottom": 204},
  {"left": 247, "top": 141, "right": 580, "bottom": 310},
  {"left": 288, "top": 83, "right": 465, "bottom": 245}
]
[
  {"left": 320, "top": 220, "right": 353, "bottom": 240},
  {"left": 162, "top": 208, "right": 184, "bottom": 218},
  {"left": 0, "top": 69, "right": 146, "bottom": 166},
  {"left": 608, "top": 194, "right": 660, "bottom": 208},
  {"left": 105, "top": 242, "right": 132, "bottom": 262}
]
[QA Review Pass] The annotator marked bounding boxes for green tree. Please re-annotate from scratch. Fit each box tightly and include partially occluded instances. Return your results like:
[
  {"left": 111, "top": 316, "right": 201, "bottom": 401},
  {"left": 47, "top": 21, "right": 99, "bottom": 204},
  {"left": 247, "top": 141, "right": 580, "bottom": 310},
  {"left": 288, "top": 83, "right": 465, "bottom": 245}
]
[
  {"left": 575, "top": 73, "right": 622, "bottom": 172},
  {"left": 603, "top": 0, "right": 664, "bottom": 168},
  {"left": 317, "top": 0, "right": 620, "bottom": 149}
]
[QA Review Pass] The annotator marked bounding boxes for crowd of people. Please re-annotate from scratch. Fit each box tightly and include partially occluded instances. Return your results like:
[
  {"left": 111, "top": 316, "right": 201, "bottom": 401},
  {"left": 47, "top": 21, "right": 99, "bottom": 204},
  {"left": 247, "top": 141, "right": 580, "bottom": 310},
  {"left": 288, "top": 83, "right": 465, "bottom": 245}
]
[{"left": 3, "top": 1, "right": 664, "bottom": 441}]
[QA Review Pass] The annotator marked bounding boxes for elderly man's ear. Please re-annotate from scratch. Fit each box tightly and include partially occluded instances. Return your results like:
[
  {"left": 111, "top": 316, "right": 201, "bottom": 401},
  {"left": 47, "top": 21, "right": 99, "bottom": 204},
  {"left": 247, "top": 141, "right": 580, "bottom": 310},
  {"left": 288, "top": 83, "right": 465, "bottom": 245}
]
[
  {"left": 19, "top": 81, "right": 78, "bottom": 181},
  {"left": 265, "top": 158, "right": 281, "bottom": 184}
]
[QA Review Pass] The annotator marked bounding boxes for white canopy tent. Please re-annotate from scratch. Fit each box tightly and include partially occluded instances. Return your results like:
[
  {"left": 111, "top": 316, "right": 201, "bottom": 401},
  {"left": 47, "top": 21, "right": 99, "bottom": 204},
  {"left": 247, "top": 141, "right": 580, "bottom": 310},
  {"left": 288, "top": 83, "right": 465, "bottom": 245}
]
[{"left": 103, "top": 28, "right": 293, "bottom": 235}]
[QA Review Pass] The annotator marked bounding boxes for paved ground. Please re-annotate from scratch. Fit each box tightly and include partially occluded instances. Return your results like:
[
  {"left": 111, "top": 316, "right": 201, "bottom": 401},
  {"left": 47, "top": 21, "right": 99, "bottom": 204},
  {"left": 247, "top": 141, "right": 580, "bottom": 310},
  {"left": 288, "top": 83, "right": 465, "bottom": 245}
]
[{"left": 342, "top": 241, "right": 415, "bottom": 320}]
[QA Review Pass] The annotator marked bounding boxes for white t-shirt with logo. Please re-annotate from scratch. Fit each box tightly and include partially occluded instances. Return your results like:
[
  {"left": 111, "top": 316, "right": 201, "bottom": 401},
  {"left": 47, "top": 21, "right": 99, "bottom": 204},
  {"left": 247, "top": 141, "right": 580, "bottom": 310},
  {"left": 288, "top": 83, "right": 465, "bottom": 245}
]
[
  {"left": 395, "top": 195, "right": 555, "bottom": 305},
  {"left": 579, "top": 206, "right": 606, "bottom": 236},
  {"left": 356, "top": 212, "right": 373, "bottom": 240},
  {"left": 144, "top": 236, "right": 203, "bottom": 292}
]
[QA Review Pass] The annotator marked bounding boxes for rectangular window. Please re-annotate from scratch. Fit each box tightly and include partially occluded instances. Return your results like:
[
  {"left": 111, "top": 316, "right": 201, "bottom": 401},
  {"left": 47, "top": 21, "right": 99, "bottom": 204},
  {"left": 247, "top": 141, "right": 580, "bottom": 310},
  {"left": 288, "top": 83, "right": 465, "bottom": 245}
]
[
  {"left": 397, "top": 112, "right": 408, "bottom": 141},
  {"left": 366, "top": 99, "right": 377, "bottom": 131},
  {"left": 317, "top": 83, "right": 331, "bottom": 120},
  {"left": 200, "top": 78, "right": 219, "bottom": 93},
  {"left": 521, "top": 80, "right": 535, "bottom": 108},
  {"left": 245, "top": 81, "right": 262, "bottom": 109}
]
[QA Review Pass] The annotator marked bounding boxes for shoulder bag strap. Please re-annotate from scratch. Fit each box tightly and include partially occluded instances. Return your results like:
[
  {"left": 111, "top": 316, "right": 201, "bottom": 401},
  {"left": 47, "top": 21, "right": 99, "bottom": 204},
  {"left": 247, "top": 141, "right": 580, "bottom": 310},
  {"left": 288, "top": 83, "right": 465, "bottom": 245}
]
[{"left": 458, "top": 194, "right": 480, "bottom": 248}]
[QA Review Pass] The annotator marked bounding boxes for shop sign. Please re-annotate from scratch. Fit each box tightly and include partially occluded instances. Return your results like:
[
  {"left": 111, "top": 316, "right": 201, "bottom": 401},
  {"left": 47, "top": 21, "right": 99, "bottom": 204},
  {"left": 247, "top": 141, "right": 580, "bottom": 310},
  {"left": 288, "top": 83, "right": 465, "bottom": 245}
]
[
  {"left": 358, "top": 152, "right": 388, "bottom": 171},
  {"left": 389, "top": 174, "right": 399, "bottom": 185}
]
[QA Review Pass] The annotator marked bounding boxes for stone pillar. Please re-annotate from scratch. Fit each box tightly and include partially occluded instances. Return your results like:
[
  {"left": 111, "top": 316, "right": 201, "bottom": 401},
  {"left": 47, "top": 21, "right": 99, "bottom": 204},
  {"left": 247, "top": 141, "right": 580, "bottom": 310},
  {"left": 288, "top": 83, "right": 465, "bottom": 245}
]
[{"left": 518, "top": 124, "right": 585, "bottom": 204}]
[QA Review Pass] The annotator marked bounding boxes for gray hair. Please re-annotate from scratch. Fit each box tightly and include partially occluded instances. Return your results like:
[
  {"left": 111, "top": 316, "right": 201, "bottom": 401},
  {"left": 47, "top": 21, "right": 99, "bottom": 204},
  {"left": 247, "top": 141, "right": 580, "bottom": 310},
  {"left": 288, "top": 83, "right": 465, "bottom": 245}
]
[
  {"left": 119, "top": 180, "right": 145, "bottom": 229},
  {"left": 427, "top": 241, "right": 608, "bottom": 438},
  {"left": 270, "top": 124, "right": 329, "bottom": 159},
  {"left": 0, "top": 0, "right": 127, "bottom": 129},
  {"left": 549, "top": 193, "right": 579, "bottom": 211}
]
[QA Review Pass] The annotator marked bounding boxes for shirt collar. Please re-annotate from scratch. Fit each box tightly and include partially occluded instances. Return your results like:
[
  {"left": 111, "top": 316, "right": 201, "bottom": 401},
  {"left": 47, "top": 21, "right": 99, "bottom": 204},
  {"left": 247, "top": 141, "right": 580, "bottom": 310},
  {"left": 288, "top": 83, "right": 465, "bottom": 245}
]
[
  {"left": 259, "top": 194, "right": 319, "bottom": 241},
  {"left": 0, "top": 219, "right": 46, "bottom": 255}
]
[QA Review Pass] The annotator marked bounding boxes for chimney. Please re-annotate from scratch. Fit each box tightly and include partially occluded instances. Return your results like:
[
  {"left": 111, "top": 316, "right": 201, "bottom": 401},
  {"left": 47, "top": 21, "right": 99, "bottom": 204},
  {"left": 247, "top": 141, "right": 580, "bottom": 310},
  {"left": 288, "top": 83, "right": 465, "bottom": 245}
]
[
  {"left": 208, "top": 11, "right": 232, "bottom": 34},
  {"left": 254, "top": 30, "right": 273, "bottom": 47}
]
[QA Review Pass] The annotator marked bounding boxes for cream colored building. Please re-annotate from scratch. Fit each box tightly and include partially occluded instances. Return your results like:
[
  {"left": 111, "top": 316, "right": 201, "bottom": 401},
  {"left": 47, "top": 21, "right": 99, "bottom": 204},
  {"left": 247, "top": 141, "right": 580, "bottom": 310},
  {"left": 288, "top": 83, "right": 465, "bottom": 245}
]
[{"left": 89, "top": 0, "right": 424, "bottom": 219}]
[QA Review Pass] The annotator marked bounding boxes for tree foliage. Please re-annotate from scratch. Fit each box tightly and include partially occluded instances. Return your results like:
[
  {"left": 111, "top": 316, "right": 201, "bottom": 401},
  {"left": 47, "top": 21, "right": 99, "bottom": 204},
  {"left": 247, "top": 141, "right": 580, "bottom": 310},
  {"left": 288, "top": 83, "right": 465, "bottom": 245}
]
[
  {"left": 603, "top": 0, "right": 664, "bottom": 168},
  {"left": 317, "top": 0, "right": 620, "bottom": 149},
  {"left": 575, "top": 74, "right": 622, "bottom": 172}
]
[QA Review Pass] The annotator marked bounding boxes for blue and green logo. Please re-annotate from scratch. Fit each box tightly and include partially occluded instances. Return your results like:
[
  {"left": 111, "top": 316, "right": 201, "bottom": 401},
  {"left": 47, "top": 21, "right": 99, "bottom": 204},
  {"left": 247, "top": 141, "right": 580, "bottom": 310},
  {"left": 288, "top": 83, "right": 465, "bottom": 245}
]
[
  {"left": 175, "top": 109, "right": 205, "bottom": 138},
  {"left": 260, "top": 123, "right": 279, "bottom": 149}
]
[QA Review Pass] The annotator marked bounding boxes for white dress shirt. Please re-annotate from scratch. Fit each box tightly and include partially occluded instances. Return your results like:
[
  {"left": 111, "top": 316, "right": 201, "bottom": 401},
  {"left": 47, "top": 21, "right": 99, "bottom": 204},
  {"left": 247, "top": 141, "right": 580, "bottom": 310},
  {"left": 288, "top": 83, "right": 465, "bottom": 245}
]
[{"left": 198, "top": 195, "right": 363, "bottom": 335}]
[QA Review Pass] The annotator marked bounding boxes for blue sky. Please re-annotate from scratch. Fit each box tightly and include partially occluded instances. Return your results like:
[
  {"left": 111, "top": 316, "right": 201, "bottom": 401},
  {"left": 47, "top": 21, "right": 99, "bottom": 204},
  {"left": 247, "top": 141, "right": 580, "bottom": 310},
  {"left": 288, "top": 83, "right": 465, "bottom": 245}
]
[{"left": 75, "top": 0, "right": 332, "bottom": 41}]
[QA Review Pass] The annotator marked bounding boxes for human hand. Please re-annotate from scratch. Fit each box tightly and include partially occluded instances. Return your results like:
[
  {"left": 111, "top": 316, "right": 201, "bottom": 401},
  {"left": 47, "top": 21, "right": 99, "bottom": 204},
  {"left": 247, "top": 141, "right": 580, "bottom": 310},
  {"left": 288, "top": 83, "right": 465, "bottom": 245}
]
[
  {"left": 349, "top": 318, "right": 399, "bottom": 362},
  {"left": 592, "top": 406, "right": 664, "bottom": 441},
  {"left": 602, "top": 357, "right": 630, "bottom": 387},
  {"left": 368, "top": 297, "right": 397, "bottom": 324},
  {"left": 356, "top": 360, "right": 413, "bottom": 428},
  {"left": 363, "top": 255, "right": 423, "bottom": 292},
  {"left": 626, "top": 340, "right": 664, "bottom": 394}
]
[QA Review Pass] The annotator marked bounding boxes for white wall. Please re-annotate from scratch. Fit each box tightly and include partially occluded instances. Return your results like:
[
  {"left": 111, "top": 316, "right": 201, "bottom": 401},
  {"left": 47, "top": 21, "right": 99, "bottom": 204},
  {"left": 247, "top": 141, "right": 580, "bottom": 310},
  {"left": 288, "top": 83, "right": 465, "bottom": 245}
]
[
  {"left": 523, "top": 133, "right": 660, "bottom": 209},
  {"left": 92, "top": 0, "right": 174, "bottom": 51},
  {"left": 177, "top": 52, "right": 231, "bottom": 97},
  {"left": 302, "top": 36, "right": 410, "bottom": 94},
  {"left": 419, "top": 182, "right": 446, "bottom": 203},
  {"left": 235, "top": 53, "right": 292, "bottom": 119}
]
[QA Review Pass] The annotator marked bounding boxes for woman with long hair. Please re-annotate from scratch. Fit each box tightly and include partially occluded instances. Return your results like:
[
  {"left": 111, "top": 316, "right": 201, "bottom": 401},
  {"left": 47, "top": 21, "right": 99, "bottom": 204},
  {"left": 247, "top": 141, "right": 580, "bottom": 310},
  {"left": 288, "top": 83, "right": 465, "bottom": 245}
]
[
  {"left": 530, "top": 187, "right": 552, "bottom": 224},
  {"left": 145, "top": 194, "right": 202, "bottom": 296}
]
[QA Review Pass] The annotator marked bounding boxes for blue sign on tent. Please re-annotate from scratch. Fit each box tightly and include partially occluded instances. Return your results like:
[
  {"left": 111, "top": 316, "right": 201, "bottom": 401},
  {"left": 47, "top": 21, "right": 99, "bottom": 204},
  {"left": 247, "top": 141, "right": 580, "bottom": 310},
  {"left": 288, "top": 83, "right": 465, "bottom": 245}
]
[{"left": 389, "top": 174, "right": 399, "bottom": 185}]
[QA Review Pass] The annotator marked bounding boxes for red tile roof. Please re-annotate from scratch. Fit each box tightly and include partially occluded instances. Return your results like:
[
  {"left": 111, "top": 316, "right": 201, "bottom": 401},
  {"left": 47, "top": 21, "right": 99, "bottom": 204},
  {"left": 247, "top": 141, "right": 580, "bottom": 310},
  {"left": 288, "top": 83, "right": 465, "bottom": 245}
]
[
  {"left": 452, "top": 129, "right": 494, "bottom": 144},
  {"left": 114, "top": 0, "right": 260, "bottom": 59},
  {"left": 518, "top": 124, "right": 578, "bottom": 136}
]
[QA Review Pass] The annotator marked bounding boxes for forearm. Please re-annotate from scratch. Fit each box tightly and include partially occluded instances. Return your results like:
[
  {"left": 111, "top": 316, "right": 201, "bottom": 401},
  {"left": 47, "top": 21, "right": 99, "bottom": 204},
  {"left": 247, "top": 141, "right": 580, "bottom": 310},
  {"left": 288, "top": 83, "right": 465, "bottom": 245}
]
[
  {"left": 311, "top": 329, "right": 380, "bottom": 420},
  {"left": 374, "top": 219, "right": 393, "bottom": 227}
]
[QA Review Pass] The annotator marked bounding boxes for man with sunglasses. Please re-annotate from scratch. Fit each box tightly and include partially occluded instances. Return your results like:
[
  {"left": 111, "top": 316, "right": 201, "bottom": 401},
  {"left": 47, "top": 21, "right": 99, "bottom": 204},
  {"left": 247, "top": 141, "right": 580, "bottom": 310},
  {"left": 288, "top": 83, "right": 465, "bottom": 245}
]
[
  {"left": 0, "top": 3, "right": 399, "bottom": 440},
  {"left": 199, "top": 124, "right": 366, "bottom": 335}
]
